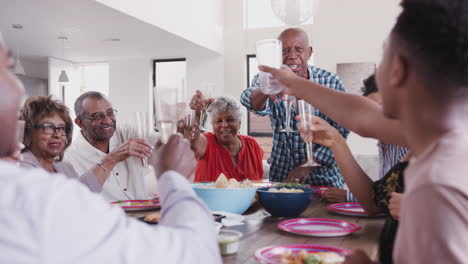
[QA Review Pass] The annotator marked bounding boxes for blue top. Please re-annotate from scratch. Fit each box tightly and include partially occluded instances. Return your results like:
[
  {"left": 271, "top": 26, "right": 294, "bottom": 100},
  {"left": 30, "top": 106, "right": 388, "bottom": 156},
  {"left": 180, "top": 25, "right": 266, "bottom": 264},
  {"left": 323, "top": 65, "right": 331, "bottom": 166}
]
[{"left": 241, "top": 65, "right": 349, "bottom": 187}]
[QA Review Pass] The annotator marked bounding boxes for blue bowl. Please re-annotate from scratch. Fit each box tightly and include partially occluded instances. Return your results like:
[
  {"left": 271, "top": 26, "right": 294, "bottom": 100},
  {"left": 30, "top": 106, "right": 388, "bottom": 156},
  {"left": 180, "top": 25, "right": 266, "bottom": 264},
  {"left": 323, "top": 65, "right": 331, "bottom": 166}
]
[
  {"left": 257, "top": 187, "right": 314, "bottom": 217},
  {"left": 192, "top": 183, "right": 257, "bottom": 215}
]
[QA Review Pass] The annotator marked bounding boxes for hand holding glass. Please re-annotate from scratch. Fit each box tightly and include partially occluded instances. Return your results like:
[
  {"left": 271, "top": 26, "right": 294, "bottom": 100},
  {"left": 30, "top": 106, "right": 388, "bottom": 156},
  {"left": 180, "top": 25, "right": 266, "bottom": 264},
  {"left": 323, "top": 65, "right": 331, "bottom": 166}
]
[
  {"left": 198, "top": 83, "right": 213, "bottom": 132},
  {"left": 256, "top": 39, "right": 283, "bottom": 94},
  {"left": 298, "top": 100, "right": 319, "bottom": 167}
]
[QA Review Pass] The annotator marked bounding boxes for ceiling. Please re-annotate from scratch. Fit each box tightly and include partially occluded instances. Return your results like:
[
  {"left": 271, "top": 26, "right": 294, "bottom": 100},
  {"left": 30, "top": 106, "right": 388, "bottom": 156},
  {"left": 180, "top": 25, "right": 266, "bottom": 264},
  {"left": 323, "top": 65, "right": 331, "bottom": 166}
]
[{"left": 0, "top": 0, "right": 209, "bottom": 63}]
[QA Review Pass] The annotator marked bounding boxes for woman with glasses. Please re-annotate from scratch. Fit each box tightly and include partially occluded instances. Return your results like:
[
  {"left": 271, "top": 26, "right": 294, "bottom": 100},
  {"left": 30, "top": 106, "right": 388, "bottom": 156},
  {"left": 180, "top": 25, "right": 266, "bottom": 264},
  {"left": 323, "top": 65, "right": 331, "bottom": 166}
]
[{"left": 19, "top": 96, "right": 103, "bottom": 192}]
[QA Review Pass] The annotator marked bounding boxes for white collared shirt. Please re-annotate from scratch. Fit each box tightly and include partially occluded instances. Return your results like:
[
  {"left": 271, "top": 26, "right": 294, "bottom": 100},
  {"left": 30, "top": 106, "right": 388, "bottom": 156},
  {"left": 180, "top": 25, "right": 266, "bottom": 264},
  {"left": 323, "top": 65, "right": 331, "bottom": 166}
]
[
  {"left": 0, "top": 161, "right": 221, "bottom": 263},
  {"left": 65, "top": 124, "right": 157, "bottom": 202}
]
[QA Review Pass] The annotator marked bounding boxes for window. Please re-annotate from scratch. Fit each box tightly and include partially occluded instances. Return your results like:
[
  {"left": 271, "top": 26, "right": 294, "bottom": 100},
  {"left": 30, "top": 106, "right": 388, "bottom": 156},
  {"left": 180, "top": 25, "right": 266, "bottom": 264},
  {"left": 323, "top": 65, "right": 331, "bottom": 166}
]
[
  {"left": 152, "top": 58, "right": 187, "bottom": 125},
  {"left": 246, "top": 55, "right": 273, "bottom": 136}
]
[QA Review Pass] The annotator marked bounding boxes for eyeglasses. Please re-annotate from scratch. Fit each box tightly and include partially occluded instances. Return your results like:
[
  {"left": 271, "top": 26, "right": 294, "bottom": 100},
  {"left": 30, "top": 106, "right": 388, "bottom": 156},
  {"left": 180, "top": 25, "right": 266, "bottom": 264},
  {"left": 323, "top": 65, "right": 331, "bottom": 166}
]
[
  {"left": 81, "top": 108, "right": 118, "bottom": 122},
  {"left": 34, "top": 123, "right": 67, "bottom": 136}
]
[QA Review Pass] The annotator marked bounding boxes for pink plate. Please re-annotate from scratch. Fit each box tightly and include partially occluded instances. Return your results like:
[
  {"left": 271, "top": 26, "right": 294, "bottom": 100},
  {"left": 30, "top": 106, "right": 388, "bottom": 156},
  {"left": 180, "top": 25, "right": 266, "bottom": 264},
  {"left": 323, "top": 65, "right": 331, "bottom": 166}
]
[
  {"left": 277, "top": 218, "right": 361, "bottom": 237},
  {"left": 309, "top": 186, "right": 331, "bottom": 195},
  {"left": 254, "top": 244, "right": 352, "bottom": 264},
  {"left": 327, "top": 202, "right": 384, "bottom": 217},
  {"left": 111, "top": 200, "right": 161, "bottom": 212}
]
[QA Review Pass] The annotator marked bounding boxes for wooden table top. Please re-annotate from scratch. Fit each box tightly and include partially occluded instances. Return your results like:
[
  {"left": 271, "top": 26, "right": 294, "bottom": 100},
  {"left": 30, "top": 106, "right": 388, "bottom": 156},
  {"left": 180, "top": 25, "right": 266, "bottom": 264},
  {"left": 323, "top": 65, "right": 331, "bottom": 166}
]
[
  {"left": 126, "top": 197, "right": 385, "bottom": 264},
  {"left": 223, "top": 198, "right": 385, "bottom": 264}
]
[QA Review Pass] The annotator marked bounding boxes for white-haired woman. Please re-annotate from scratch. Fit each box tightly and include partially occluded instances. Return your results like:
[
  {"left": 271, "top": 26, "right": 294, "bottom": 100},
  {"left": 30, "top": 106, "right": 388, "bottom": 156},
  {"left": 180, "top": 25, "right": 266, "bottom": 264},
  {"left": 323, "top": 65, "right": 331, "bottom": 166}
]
[{"left": 188, "top": 91, "right": 263, "bottom": 182}]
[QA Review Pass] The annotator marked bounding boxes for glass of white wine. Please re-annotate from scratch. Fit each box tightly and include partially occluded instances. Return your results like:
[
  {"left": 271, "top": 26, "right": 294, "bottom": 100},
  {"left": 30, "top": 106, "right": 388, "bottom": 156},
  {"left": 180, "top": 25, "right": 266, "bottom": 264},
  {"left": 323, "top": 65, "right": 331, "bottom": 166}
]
[
  {"left": 154, "top": 86, "right": 179, "bottom": 144},
  {"left": 297, "top": 100, "right": 320, "bottom": 167}
]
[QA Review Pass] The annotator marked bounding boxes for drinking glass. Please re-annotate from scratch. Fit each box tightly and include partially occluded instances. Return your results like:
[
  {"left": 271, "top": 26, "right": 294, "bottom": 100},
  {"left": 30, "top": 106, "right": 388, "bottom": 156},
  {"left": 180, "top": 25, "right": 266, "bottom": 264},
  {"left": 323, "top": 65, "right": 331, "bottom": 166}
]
[
  {"left": 279, "top": 95, "right": 296, "bottom": 133},
  {"left": 16, "top": 120, "right": 25, "bottom": 143},
  {"left": 297, "top": 100, "right": 319, "bottom": 167},
  {"left": 198, "top": 82, "right": 213, "bottom": 132},
  {"left": 135, "top": 112, "right": 151, "bottom": 167},
  {"left": 182, "top": 108, "right": 196, "bottom": 139},
  {"left": 256, "top": 39, "right": 283, "bottom": 94},
  {"left": 154, "top": 87, "right": 178, "bottom": 144}
]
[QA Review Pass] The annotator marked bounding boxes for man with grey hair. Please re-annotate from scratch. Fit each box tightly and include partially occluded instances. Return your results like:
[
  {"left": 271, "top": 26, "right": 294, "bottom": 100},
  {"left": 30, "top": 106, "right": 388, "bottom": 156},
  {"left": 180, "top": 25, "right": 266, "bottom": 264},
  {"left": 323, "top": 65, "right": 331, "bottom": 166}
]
[
  {"left": 0, "top": 42, "right": 221, "bottom": 263},
  {"left": 65, "top": 91, "right": 157, "bottom": 202},
  {"left": 240, "top": 27, "right": 349, "bottom": 187},
  {"left": 188, "top": 94, "right": 264, "bottom": 182}
]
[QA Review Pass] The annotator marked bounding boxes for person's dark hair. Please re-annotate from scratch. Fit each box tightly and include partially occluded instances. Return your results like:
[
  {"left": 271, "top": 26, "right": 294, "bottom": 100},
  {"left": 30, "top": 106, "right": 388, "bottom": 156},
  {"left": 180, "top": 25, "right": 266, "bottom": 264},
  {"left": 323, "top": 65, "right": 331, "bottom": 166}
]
[
  {"left": 74, "top": 91, "right": 106, "bottom": 118},
  {"left": 392, "top": 0, "right": 468, "bottom": 98},
  {"left": 20, "top": 96, "right": 73, "bottom": 161},
  {"left": 361, "top": 74, "right": 378, "bottom": 96}
]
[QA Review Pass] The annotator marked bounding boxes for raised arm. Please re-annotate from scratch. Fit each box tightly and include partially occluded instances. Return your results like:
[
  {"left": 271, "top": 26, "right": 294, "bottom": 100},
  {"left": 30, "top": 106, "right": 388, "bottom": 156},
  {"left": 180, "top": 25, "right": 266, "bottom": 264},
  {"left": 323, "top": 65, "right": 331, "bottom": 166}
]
[
  {"left": 305, "top": 116, "right": 381, "bottom": 215},
  {"left": 260, "top": 65, "right": 407, "bottom": 147}
]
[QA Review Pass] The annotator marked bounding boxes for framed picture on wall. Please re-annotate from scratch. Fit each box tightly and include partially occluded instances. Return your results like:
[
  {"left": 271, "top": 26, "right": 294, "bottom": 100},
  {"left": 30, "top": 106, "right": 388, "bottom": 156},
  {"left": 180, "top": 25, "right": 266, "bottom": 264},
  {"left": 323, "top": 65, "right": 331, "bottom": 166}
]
[{"left": 246, "top": 54, "right": 273, "bottom": 137}]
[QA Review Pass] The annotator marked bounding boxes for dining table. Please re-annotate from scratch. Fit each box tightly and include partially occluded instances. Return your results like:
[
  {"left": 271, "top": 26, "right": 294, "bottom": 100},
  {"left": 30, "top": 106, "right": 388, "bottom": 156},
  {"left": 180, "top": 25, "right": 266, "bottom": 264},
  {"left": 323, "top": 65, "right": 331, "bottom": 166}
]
[{"left": 126, "top": 195, "right": 386, "bottom": 264}]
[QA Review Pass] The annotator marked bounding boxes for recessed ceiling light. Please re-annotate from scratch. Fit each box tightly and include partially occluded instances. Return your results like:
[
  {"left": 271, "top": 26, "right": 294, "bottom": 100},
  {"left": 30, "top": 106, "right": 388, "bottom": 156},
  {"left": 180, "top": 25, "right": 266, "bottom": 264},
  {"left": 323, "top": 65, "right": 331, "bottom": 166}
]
[{"left": 12, "top": 24, "right": 23, "bottom": 29}]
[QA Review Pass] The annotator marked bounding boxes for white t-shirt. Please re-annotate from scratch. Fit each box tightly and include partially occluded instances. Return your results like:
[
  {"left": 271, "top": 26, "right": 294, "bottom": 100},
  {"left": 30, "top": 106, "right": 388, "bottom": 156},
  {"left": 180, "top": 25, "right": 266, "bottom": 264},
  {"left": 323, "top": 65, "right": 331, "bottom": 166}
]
[
  {"left": 394, "top": 130, "right": 468, "bottom": 263},
  {"left": 0, "top": 161, "right": 221, "bottom": 263}
]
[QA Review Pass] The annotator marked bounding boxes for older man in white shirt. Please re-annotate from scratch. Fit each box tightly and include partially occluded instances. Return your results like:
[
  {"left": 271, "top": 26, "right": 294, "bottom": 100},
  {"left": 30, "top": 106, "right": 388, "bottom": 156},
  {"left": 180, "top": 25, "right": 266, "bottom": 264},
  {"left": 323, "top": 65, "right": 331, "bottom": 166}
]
[
  {"left": 0, "top": 43, "right": 221, "bottom": 263},
  {"left": 65, "top": 91, "right": 157, "bottom": 202}
]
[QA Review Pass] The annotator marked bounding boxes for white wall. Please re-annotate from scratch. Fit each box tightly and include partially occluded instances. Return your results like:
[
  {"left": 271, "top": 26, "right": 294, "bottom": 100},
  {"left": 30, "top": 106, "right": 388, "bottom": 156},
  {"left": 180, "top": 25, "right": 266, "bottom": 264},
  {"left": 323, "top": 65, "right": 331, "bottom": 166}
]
[
  {"left": 22, "top": 60, "right": 48, "bottom": 79},
  {"left": 224, "top": 0, "right": 401, "bottom": 154},
  {"left": 48, "top": 57, "right": 80, "bottom": 111},
  {"left": 107, "top": 50, "right": 224, "bottom": 128},
  {"left": 95, "top": 0, "right": 224, "bottom": 55},
  {"left": 108, "top": 58, "right": 153, "bottom": 125}
]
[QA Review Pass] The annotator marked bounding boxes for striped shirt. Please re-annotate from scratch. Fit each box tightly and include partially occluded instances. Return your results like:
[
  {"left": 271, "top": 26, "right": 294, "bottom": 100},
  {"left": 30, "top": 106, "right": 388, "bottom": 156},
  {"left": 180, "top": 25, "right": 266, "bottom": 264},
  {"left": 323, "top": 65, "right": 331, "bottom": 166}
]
[
  {"left": 346, "top": 142, "right": 408, "bottom": 202},
  {"left": 240, "top": 65, "right": 349, "bottom": 187}
]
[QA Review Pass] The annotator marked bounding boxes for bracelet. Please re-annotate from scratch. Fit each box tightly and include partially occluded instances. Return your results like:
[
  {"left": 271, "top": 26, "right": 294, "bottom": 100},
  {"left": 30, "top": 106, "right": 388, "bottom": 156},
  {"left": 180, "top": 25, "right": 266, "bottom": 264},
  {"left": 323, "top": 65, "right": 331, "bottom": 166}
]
[{"left": 97, "top": 160, "right": 111, "bottom": 172}]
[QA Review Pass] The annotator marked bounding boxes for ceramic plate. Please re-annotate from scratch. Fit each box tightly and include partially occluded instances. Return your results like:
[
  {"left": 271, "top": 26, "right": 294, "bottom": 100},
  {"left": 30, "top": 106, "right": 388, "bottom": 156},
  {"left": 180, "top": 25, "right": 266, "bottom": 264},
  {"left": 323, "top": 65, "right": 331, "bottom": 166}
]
[
  {"left": 327, "top": 202, "right": 384, "bottom": 217},
  {"left": 111, "top": 199, "right": 161, "bottom": 212},
  {"left": 277, "top": 218, "right": 361, "bottom": 237},
  {"left": 254, "top": 244, "right": 351, "bottom": 264}
]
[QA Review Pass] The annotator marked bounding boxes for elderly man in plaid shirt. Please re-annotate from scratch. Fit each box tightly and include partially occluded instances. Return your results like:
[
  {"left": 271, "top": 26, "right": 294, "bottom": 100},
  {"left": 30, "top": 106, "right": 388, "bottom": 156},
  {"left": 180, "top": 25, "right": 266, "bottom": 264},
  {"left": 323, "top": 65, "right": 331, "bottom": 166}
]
[{"left": 241, "top": 28, "right": 349, "bottom": 187}]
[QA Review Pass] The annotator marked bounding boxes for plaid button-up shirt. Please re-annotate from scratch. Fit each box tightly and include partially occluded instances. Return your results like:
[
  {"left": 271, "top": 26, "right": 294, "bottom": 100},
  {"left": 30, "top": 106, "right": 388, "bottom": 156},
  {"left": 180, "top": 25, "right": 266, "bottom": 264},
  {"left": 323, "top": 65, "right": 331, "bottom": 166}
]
[{"left": 241, "top": 65, "right": 349, "bottom": 187}]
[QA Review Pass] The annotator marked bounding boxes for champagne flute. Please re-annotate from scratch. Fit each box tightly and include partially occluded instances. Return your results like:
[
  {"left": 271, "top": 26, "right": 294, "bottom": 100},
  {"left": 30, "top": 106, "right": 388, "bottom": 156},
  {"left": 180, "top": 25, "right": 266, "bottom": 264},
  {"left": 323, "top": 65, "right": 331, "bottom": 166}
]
[
  {"left": 298, "top": 100, "right": 320, "bottom": 167},
  {"left": 135, "top": 112, "right": 150, "bottom": 167},
  {"left": 16, "top": 120, "right": 25, "bottom": 144},
  {"left": 199, "top": 82, "right": 213, "bottom": 132},
  {"left": 279, "top": 95, "right": 296, "bottom": 133},
  {"left": 154, "top": 86, "right": 178, "bottom": 144},
  {"left": 182, "top": 108, "right": 196, "bottom": 139}
]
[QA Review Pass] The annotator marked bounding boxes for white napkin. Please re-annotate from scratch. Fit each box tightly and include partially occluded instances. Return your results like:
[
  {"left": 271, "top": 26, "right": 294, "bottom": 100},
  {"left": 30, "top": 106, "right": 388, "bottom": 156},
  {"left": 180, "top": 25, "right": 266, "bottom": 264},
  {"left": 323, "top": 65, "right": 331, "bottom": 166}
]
[{"left": 212, "top": 211, "right": 245, "bottom": 227}]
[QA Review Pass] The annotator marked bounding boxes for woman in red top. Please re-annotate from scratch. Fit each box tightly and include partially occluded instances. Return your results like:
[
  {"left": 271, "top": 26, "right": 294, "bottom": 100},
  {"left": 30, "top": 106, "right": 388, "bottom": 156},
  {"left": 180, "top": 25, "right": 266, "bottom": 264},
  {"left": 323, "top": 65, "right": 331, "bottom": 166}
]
[{"left": 188, "top": 94, "right": 263, "bottom": 182}]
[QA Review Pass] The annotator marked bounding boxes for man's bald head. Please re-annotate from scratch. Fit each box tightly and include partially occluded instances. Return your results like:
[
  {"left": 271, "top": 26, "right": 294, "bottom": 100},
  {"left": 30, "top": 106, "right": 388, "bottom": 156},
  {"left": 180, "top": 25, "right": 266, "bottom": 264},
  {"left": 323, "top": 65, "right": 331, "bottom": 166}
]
[
  {"left": 277, "top": 28, "right": 313, "bottom": 79},
  {"left": 0, "top": 44, "right": 25, "bottom": 157},
  {"left": 278, "top": 28, "right": 310, "bottom": 47}
]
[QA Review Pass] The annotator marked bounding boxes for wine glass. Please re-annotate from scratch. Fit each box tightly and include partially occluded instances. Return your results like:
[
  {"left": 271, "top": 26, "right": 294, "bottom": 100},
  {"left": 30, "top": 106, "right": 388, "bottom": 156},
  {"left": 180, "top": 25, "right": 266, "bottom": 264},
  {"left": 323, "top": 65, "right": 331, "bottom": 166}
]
[
  {"left": 135, "top": 112, "right": 151, "bottom": 167},
  {"left": 154, "top": 86, "right": 178, "bottom": 144},
  {"left": 198, "top": 82, "right": 213, "bottom": 132},
  {"left": 297, "top": 100, "right": 320, "bottom": 167},
  {"left": 16, "top": 120, "right": 25, "bottom": 144},
  {"left": 182, "top": 108, "right": 196, "bottom": 140},
  {"left": 279, "top": 95, "right": 296, "bottom": 133}
]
